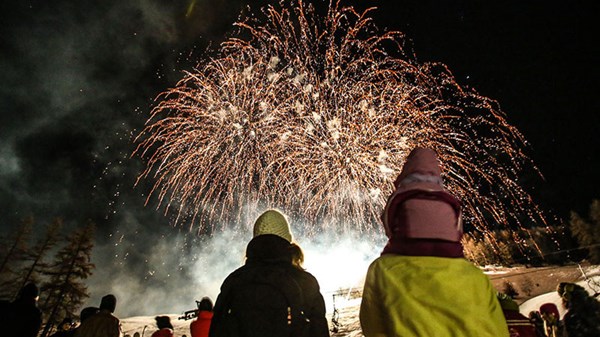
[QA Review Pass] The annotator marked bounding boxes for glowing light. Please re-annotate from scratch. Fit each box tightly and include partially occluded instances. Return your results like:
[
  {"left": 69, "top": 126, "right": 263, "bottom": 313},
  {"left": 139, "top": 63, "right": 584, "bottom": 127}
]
[
  {"left": 185, "top": 0, "right": 196, "bottom": 18},
  {"left": 135, "top": 0, "right": 544, "bottom": 236}
]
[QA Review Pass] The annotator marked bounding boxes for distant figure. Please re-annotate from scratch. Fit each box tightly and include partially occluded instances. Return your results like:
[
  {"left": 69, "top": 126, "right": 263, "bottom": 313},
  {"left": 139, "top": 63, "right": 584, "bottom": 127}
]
[
  {"left": 527, "top": 311, "right": 546, "bottom": 337},
  {"left": 557, "top": 282, "right": 600, "bottom": 337},
  {"left": 70, "top": 307, "right": 98, "bottom": 336},
  {"left": 539, "top": 302, "right": 562, "bottom": 337},
  {"left": 359, "top": 148, "right": 509, "bottom": 337},
  {"left": 79, "top": 306, "right": 100, "bottom": 324},
  {"left": 3, "top": 283, "right": 43, "bottom": 337},
  {"left": 209, "top": 209, "right": 329, "bottom": 337},
  {"left": 151, "top": 316, "right": 174, "bottom": 337},
  {"left": 497, "top": 293, "right": 537, "bottom": 337},
  {"left": 50, "top": 317, "right": 75, "bottom": 337},
  {"left": 74, "top": 294, "right": 121, "bottom": 337},
  {"left": 289, "top": 242, "right": 305, "bottom": 270},
  {"left": 71, "top": 307, "right": 100, "bottom": 336},
  {"left": 190, "top": 297, "right": 213, "bottom": 337}
]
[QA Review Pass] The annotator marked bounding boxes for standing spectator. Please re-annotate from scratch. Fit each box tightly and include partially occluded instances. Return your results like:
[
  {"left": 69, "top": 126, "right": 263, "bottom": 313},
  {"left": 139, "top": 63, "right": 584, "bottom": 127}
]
[
  {"left": 209, "top": 209, "right": 329, "bottom": 337},
  {"left": 3, "top": 282, "right": 42, "bottom": 337},
  {"left": 359, "top": 148, "right": 509, "bottom": 337},
  {"left": 539, "top": 303, "right": 562, "bottom": 337},
  {"left": 71, "top": 307, "right": 100, "bottom": 336},
  {"left": 497, "top": 293, "right": 537, "bottom": 337},
  {"left": 289, "top": 242, "right": 305, "bottom": 270},
  {"left": 527, "top": 311, "right": 546, "bottom": 337},
  {"left": 79, "top": 306, "right": 100, "bottom": 324},
  {"left": 190, "top": 297, "right": 213, "bottom": 337},
  {"left": 151, "top": 316, "right": 174, "bottom": 337},
  {"left": 557, "top": 282, "right": 600, "bottom": 337},
  {"left": 70, "top": 307, "right": 98, "bottom": 336},
  {"left": 74, "top": 294, "right": 121, "bottom": 337},
  {"left": 50, "top": 317, "right": 75, "bottom": 337}
]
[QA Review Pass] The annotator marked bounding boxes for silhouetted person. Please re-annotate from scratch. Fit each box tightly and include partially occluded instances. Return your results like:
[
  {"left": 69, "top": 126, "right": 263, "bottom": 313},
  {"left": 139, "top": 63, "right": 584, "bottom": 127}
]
[
  {"left": 558, "top": 282, "right": 600, "bottom": 337},
  {"left": 539, "top": 302, "right": 562, "bottom": 337},
  {"left": 497, "top": 292, "right": 536, "bottom": 337},
  {"left": 360, "top": 148, "right": 508, "bottom": 336},
  {"left": 4, "top": 283, "right": 42, "bottom": 337},
  {"left": 528, "top": 311, "right": 546, "bottom": 337},
  {"left": 151, "top": 316, "right": 174, "bottom": 337},
  {"left": 209, "top": 209, "right": 329, "bottom": 337},
  {"left": 50, "top": 317, "right": 75, "bottom": 337},
  {"left": 74, "top": 294, "right": 121, "bottom": 337},
  {"left": 79, "top": 306, "right": 99, "bottom": 324},
  {"left": 190, "top": 297, "right": 213, "bottom": 337},
  {"left": 70, "top": 307, "right": 98, "bottom": 335}
]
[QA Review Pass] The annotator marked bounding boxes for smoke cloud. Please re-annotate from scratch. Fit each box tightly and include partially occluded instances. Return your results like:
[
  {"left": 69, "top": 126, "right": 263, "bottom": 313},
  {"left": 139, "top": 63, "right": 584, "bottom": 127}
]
[
  {"left": 87, "top": 219, "right": 384, "bottom": 317},
  {"left": 0, "top": 0, "right": 284, "bottom": 314}
]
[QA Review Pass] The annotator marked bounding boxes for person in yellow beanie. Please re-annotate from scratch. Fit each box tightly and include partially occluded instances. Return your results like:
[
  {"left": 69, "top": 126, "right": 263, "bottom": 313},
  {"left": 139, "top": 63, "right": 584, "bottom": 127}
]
[
  {"left": 209, "top": 209, "right": 329, "bottom": 337},
  {"left": 359, "top": 148, "right": 509, "bottom": 337}
]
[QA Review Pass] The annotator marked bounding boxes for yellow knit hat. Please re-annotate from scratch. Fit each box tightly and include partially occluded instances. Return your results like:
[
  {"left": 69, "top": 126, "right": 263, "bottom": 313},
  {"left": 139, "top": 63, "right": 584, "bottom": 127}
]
[{"left": 253, "top": 209, "right": 293, "bottom": 242}]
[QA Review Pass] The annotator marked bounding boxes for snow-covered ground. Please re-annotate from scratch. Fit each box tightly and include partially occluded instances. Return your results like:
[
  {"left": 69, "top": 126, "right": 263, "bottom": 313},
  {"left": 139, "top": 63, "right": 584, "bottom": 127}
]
[
  {"left": 121, "top": 266, "right": 600, "bottom": 337},
  {"left": 520, "top": 266, "right": 600, "bottom": 319},
  {"left": 121, "top": 314, "right": 189, "bottom": 336}
]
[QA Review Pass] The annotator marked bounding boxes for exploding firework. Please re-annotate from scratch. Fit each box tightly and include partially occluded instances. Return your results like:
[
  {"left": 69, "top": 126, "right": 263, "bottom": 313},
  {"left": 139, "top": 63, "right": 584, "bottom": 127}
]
[{"left": 135, "top": 0, "right": 545, "bottom": 235}]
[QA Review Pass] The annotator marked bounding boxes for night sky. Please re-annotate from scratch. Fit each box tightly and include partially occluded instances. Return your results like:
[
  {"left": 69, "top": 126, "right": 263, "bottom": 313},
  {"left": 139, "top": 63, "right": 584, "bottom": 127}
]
[{"left": 1, "top": 0, "right": 598, "bottom": 315}]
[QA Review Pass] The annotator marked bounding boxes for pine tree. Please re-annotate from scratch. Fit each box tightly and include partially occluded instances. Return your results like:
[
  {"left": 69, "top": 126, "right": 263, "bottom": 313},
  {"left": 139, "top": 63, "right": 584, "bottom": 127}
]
[
  {"left": 496, "top": 230, "right": 515, "bottom": 266},
  {"left": 569, "top": 202, "right": 600, "bottom": 263},
  {"left": 0, "top": 217, "right": 33, "bottom": 299},
  {"left": 17, "top": 218, "right": 62, "bottom": 292},
  {"left": 588, "top": 199, "right": 600, "bottom": 262},
  {"left": 40, "top": 224, "right": 95, "bottom": 337}
]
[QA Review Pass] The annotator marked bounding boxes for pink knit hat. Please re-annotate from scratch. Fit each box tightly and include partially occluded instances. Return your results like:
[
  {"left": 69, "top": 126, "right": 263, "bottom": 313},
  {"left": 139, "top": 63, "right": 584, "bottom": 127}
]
[{"left": 382, "top": 148, "right": 462, "bottom": 242}]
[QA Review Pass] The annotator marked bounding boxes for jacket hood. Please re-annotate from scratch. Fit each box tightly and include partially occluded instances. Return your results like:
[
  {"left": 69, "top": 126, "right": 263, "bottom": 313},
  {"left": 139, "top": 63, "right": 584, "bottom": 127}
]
[{"left": 245, "top": 234, "right": 292, "bottom": 265}]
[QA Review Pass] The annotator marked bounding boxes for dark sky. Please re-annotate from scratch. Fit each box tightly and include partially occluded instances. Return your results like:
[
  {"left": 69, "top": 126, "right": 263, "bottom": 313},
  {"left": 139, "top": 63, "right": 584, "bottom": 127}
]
[
  {"left": 1, "top": 0, "right": 598, "bottom": 315},
  {"left": 378, "top": 1, "right": 599, "bottom": 218}
]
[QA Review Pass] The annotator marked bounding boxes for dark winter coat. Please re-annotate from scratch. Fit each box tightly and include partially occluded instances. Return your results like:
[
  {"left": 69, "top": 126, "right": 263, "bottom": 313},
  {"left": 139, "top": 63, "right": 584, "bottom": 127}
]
[
  {"left": 209, "top": 235, "right": 329, "bottom": 337},
  {"left": 73, "top": 309, "right": 121, "bottom": 337},
  {"left": 3, "top": 298, "right": 42, "bottom": 337},
  {"left": 563, "top": 310, "right": 600, "bottom": 337},
  {"left": 49, "top": 330, "right": 75, "bottom": 337}
]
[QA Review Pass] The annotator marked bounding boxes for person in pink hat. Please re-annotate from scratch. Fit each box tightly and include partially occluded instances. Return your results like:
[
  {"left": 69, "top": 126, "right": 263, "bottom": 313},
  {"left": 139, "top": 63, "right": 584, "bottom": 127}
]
[
  {"left": 539, "top": 302, "right": 562, "bottom": 337},
  {"left": 359, "top": 148, "right": 509, "bottom": 337}
]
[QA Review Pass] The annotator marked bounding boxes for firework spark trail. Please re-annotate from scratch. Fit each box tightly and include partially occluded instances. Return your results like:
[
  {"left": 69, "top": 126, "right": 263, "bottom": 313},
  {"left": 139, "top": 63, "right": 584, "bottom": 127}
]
[{"left": 135, "top": 0, "right": 545, "bottom": 237}]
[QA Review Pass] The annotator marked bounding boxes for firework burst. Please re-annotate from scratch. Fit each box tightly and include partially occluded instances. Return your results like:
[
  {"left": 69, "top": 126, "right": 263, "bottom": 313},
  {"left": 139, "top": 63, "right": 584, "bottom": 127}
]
[{"left": 135, "top": 0, "right": 545, "bottom": 235}]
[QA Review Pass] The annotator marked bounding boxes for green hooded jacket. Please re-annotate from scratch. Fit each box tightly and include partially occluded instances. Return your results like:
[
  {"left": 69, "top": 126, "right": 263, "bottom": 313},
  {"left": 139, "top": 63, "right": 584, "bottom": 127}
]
[{"left": 360, "top": 255, "right": 509, "bottom": 337}]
